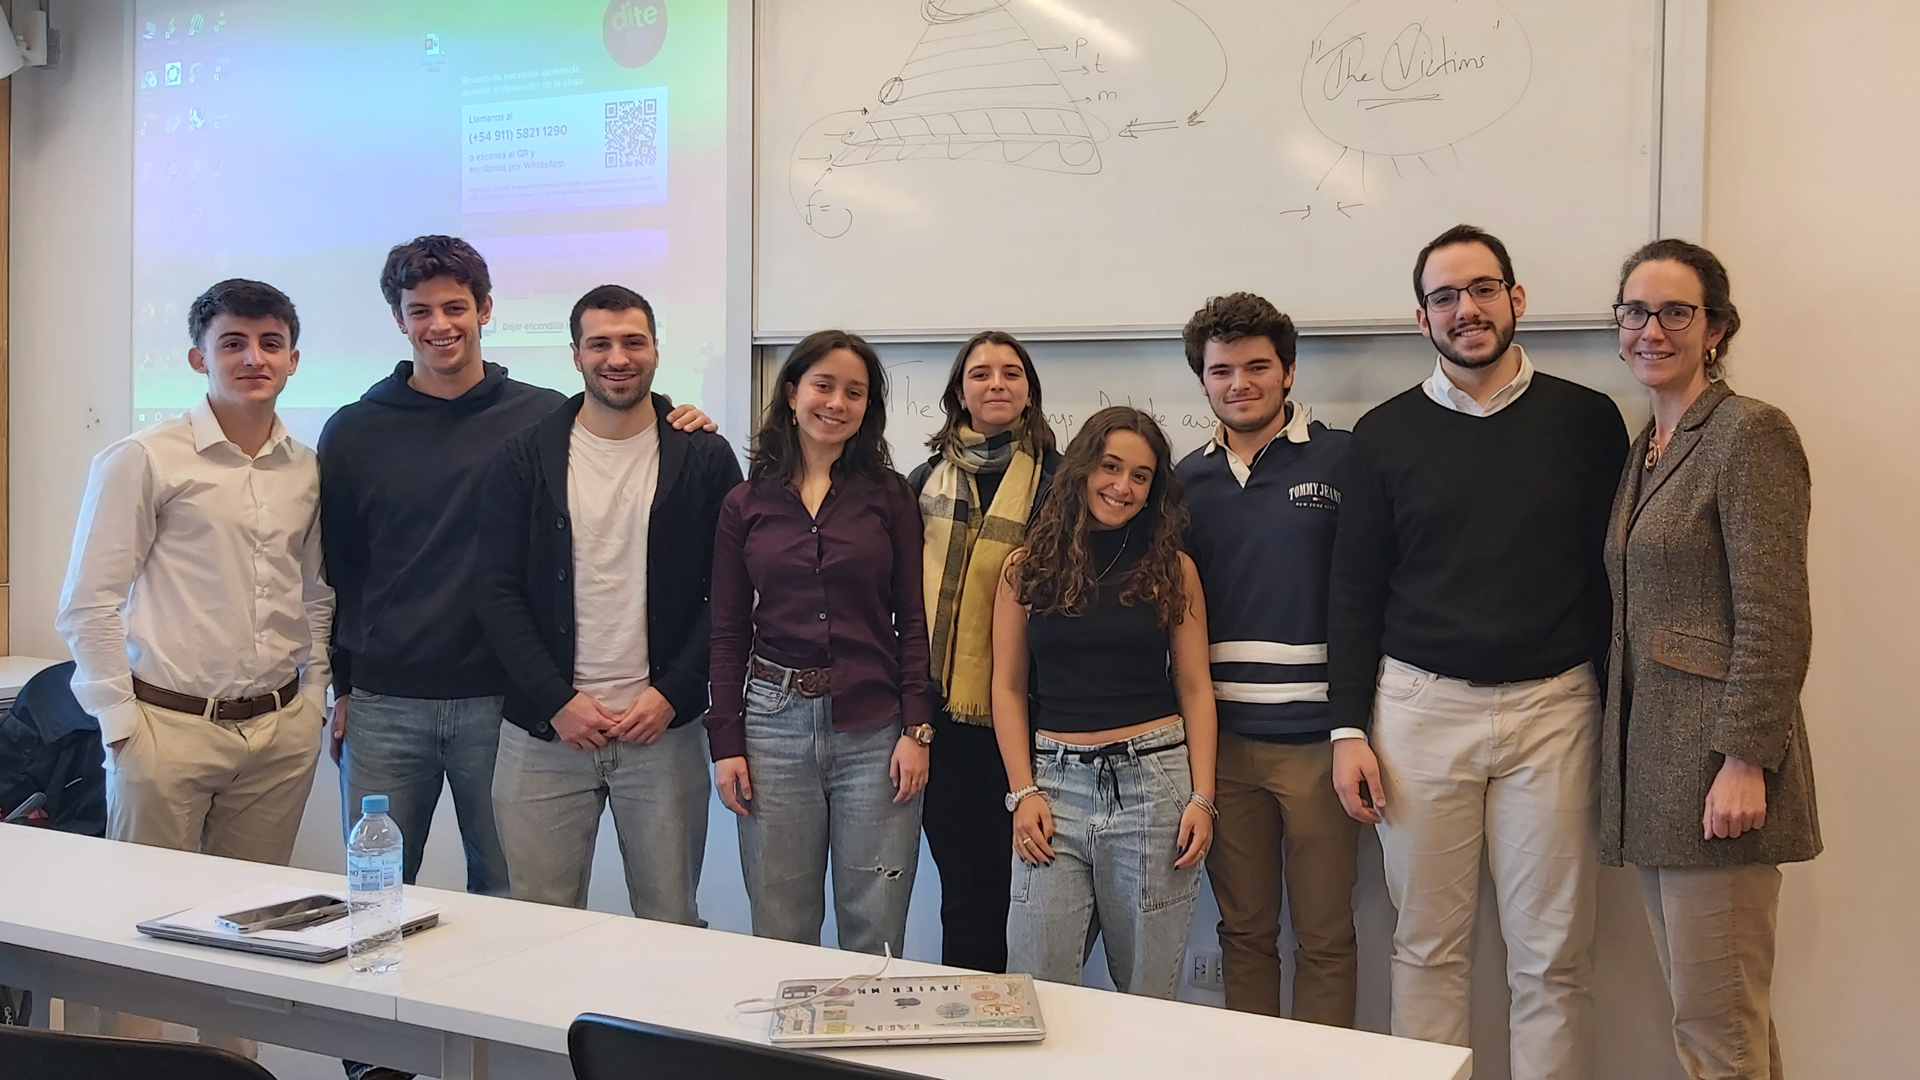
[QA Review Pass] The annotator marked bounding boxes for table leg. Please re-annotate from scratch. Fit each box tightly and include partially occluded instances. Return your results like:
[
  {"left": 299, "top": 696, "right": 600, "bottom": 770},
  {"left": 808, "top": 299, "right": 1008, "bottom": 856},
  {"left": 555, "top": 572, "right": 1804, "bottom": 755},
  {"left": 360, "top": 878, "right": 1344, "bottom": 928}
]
[{"left": 441, "top": 1031, "right": 491, "bottom": 1080}]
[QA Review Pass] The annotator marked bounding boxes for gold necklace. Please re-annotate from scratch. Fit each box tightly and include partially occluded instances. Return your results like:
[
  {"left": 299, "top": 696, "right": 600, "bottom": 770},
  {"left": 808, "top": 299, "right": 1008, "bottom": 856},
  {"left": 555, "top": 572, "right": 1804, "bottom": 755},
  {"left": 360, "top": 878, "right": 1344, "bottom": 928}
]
[{"left": 1645, "top": 430, "right": 1671, "bottom": 471}]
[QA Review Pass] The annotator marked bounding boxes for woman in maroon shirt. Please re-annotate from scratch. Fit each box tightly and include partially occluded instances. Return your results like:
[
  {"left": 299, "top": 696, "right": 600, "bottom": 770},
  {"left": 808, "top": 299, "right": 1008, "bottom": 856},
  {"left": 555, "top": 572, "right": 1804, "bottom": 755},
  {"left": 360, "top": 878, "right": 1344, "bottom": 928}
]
[{"left": 706, "top": 330, "right": 935, "bottom": 956}]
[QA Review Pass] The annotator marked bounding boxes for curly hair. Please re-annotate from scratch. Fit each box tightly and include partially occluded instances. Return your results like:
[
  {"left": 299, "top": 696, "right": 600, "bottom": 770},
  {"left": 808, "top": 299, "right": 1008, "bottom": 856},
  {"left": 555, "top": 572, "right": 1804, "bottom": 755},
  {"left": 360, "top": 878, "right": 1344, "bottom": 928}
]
[
  {"left": 1013, "top": 406, "right": 1189, "bottom": 628},
  {"left": 1183, "top": 293, "right": 1298, "bottom": 376},
  {"left": 380, "top": 235, "right": 492, "bottom": 312}
]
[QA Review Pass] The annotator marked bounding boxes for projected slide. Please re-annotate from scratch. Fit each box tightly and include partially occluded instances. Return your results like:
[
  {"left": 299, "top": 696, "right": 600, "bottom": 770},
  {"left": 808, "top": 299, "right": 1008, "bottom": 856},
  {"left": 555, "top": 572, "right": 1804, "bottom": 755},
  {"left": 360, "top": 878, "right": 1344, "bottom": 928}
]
[{"left": 133, "top": 1, "right": 726, "bottom": 444}]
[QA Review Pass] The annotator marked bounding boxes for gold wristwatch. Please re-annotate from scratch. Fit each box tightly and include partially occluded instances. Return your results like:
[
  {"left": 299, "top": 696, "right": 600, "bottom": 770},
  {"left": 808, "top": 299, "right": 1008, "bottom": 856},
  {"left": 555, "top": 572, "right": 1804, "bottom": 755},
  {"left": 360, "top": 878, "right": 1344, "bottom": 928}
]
[{"left": 905, "top": 723, "right": 936, "bottom": 746}]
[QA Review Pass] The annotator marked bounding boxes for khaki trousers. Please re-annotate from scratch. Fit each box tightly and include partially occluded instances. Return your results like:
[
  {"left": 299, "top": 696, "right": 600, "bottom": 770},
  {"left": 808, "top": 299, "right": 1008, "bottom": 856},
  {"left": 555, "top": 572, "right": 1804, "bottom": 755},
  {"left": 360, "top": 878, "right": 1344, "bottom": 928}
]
[
  {"left": 1207, "top": 732, "right": 1359, "bottom": 1024},
  {"left": 107, "top": 696, "right": 322, "bottom": 860},
  {"left": 83, "top": 694, "right": 322, "bottom": 1056},
  {"left": 1371, "top": 658, "right": 1600, "bottom": 1080},
  {"left": 1640, "top": 864, "right": 1785, "bottom": 1080}
]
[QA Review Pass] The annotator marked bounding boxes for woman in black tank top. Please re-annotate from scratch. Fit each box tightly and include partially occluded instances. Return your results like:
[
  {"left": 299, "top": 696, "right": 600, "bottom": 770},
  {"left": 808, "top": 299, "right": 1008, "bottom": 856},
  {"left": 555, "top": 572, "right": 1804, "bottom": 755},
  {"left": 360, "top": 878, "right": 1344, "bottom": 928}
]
[{"left": 990, "top": 407, "right": 1220, "bottom": 998}]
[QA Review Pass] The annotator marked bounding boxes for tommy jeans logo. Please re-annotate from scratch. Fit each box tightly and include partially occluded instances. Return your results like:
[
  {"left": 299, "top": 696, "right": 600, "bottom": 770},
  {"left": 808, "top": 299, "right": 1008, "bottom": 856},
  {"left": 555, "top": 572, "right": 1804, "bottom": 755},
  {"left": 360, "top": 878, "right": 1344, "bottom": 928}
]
[{"left": 1290, "top": 482, "right": 1341, "bottom": 509}]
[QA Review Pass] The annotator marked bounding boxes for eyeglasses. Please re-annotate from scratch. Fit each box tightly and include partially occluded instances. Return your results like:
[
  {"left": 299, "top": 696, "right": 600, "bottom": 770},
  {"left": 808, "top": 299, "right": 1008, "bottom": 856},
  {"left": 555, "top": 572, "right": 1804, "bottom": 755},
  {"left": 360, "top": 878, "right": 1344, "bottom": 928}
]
[
  {"left": 1613, "top": 302, "right": 1710, "bottom": 332},
  {"left": 1422, "top": 278, "right": 1509, "bottom": 312}
]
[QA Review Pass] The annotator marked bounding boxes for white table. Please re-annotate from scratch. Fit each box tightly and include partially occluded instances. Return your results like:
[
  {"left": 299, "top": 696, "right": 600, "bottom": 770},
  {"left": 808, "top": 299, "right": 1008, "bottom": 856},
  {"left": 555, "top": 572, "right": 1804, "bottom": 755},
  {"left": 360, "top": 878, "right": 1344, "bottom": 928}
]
[
  {"left": 2, "top": 827, "right": 1472, "bottom": 1080},
  {"left": 0, "top": 827, "right": 614, "bottom": 1078},
  {"left": 401, "top": 910, "right": 1473, "bottom": 1080}
]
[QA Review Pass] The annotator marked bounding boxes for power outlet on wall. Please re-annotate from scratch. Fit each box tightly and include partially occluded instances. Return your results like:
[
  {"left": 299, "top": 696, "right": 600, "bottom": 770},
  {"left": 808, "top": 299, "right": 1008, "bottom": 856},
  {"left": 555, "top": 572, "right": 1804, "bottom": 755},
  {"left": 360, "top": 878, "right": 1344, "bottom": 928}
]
[{"left": 1187, "top": 949, "right": 1224, "bottom": 991}]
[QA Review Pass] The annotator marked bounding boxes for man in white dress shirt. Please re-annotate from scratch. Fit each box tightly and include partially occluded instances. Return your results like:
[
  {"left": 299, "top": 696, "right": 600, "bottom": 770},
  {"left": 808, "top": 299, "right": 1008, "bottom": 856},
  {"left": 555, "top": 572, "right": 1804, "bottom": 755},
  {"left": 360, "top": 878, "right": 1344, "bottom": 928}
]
[{"left": 58, "top": 278, "right": 332, "bottom": 865}]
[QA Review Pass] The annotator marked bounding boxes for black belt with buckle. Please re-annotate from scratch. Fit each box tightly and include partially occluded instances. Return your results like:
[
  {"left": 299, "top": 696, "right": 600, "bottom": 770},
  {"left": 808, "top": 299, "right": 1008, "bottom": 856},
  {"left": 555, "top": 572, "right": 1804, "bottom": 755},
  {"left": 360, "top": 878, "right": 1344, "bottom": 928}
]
[{"left": 751, "top": 657, "right": 831, "bottom": 698}]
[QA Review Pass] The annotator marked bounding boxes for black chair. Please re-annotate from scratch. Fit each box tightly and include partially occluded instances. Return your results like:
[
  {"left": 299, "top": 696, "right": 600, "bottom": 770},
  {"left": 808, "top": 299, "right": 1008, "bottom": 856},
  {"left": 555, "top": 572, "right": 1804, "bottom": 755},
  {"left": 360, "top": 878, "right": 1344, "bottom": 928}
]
[
  {"left": 0, "top": 1023, "right": 276, "bottom": 1079},
  {"left": 569, "top": 1013, "right": 932, "bottom": 1080}
]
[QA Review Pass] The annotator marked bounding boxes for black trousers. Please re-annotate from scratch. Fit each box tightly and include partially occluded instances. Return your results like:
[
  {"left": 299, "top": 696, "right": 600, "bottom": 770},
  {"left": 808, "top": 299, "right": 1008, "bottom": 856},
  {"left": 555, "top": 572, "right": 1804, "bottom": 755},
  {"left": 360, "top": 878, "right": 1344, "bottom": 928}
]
[{"left": 921, "top": 709, "right": 1014, "bottom": 973}]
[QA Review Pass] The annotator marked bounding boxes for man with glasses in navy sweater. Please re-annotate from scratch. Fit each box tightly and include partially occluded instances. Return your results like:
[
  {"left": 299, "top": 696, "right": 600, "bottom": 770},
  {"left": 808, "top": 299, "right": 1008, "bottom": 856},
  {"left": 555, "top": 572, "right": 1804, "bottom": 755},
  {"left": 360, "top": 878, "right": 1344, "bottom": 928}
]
[{"left": 1328, "top": 225, "right": 1629, "bottom": 1080}]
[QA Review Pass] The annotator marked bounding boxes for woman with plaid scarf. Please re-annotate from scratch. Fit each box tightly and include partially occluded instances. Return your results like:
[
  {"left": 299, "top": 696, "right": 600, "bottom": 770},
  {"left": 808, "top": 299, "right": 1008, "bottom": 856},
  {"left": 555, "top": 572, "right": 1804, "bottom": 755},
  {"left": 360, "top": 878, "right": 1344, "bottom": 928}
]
[{"left": 907, "top": 331, "right": 1061, "bottom": 973}]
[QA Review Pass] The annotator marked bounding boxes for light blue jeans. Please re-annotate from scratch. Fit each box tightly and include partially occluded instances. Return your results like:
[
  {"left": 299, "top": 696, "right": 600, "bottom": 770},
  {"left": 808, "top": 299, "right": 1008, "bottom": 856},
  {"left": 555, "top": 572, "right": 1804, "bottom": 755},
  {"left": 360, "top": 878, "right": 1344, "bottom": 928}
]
[
  {"left": 1007, "top": 720, "right": 1201, "bottom": 998},
  {"left": 735, "top": 663, "right": 922, "bottom": 957},
  {"left": 491, "top": 719, "right": 710, "bottom": 924},
  {"left": 338, "top": 690, "right": 510, "bottom": 896}
]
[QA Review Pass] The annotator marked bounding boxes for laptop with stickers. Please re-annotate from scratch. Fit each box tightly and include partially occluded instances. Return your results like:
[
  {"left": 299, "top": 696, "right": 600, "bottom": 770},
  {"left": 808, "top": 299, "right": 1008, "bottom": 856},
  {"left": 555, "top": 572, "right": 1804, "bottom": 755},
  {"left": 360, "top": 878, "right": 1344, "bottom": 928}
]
[{"left": 767, "top": 972, "right": 1047, "bottom": 1048}]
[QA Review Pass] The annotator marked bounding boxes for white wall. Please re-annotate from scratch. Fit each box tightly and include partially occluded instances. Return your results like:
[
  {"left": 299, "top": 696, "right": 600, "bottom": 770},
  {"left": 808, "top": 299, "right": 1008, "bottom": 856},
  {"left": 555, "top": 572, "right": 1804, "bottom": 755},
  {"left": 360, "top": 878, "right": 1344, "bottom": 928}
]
[
  {"left": 9, "top": 2, "right": 1916, "bottom": 1076},
  {"left": 10, "top": 0, "right": 133, "bottom": 663},
  {"left": 1702, "top": 3, "right": 1920, "bottom": 1075}
]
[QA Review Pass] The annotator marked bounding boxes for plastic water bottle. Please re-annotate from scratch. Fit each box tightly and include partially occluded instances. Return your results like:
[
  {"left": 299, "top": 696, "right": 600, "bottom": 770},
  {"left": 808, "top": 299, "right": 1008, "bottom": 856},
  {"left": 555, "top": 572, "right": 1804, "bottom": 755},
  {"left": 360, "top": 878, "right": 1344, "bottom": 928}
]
[{"left": 346, "top": 794, "right": 404, "bottom": 974}]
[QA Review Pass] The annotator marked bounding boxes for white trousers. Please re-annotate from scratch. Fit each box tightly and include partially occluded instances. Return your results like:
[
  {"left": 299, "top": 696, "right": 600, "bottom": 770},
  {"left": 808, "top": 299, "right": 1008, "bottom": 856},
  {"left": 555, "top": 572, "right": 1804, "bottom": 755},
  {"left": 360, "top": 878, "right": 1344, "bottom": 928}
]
[{"left": 1372, "top": 657, "right": 1600, "bottom": 1080}]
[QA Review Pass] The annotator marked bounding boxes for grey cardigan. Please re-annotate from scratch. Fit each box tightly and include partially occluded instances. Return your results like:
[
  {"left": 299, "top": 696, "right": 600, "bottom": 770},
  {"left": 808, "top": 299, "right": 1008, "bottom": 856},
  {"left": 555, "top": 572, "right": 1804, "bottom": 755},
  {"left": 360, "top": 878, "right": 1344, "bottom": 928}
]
[{"left": 1600, "top": 382, "right": 1822, "bottom": 868}]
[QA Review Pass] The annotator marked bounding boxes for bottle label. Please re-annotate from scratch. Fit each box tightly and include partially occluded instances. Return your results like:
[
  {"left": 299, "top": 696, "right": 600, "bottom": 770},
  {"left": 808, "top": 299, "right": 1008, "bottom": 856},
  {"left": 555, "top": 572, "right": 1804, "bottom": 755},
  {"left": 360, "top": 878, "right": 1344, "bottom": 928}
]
[{"left": 348, "top": 853, "right": 401, "bottom": 892}]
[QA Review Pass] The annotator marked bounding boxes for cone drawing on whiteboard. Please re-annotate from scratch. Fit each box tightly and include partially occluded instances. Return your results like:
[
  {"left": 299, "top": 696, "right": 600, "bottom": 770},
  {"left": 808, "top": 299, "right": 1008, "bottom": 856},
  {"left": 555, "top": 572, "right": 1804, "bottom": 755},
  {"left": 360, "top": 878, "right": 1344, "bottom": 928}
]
[
  {"left": 791, "top": 0, "right": 1105, "bottom": 238},
  {"left": 788, "top": 0, "right": 1226, "bottom": 239},
  {"left": 827, "top": 1, "right": 1101, "bottom": 170},
  {"left": 840, "top": 0, "right": 1103, "bottom": 172}
]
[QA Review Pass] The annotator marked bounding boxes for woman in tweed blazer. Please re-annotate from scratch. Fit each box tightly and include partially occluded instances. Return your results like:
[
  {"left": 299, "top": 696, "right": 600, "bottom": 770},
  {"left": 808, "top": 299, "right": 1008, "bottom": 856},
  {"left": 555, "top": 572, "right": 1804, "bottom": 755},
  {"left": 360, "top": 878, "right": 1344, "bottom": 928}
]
[{"left": 1603, "top": 239, "right": 1819, "bottom": 1080}]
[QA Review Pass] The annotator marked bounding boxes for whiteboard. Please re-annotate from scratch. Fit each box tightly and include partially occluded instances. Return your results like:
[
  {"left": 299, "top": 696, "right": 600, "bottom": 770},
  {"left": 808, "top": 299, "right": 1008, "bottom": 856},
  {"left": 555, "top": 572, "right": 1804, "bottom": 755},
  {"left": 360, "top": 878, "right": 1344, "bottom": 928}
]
[{"left": 755, "top": 0, "right": 1663, "bottom": 339}]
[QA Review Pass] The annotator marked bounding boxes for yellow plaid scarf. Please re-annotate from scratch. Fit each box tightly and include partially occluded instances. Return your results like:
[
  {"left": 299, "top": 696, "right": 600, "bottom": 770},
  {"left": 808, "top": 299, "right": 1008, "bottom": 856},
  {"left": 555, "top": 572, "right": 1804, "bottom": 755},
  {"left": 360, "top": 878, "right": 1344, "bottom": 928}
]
[{"left": 919, "top": 425, "right": 1040, "bottom": 723}]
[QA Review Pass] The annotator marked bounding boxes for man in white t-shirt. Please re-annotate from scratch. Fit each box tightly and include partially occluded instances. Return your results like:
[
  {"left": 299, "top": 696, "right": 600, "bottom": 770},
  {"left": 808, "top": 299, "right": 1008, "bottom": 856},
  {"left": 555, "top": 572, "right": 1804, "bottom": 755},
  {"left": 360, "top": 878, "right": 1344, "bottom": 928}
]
[{"left": 476, "top": 285, "right": 742, "bottom": 920}]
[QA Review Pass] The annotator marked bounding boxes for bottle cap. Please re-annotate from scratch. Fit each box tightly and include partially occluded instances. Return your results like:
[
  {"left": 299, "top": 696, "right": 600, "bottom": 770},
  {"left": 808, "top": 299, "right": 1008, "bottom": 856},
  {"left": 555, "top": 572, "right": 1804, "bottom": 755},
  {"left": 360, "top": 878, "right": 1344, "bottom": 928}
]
[{"left": 361, "top": 794, "right": 389, "bottom": 816}]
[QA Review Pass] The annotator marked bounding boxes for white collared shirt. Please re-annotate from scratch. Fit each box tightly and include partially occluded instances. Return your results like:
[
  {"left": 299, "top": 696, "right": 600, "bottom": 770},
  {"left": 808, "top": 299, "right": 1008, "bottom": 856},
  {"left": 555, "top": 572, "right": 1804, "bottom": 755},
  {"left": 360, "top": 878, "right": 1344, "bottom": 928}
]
[
  {"left": 1202, "top": 401, "right": 1315, "bottom": 487},
  {"left": 56, "top": 397, "right": 333, "bottom": 744},
  {"left": 1422, "top": 344, "right": 1534, "bottom": 417}
]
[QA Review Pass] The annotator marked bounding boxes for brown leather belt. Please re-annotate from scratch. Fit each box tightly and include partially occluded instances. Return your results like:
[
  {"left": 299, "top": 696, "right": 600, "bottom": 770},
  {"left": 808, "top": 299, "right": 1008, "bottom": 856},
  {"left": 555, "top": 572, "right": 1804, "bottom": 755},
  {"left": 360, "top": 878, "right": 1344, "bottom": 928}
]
[
  {"left": 133, "top": 676, "right": 302, "bottom": 722},
  {"left": 751, "top": 657, "right": 830, "bottom": 698}
]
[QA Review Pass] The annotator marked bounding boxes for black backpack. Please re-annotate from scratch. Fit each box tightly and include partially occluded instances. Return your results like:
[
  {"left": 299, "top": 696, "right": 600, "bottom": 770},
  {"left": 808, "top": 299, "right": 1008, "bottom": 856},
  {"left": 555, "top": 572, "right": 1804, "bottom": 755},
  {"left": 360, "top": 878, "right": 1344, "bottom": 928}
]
[
  {"left": 0, "top": 661, "right": 105, "bottom": 838},
  {"left": 0, "top": 662, "right": 103, "bottom": 1028}
]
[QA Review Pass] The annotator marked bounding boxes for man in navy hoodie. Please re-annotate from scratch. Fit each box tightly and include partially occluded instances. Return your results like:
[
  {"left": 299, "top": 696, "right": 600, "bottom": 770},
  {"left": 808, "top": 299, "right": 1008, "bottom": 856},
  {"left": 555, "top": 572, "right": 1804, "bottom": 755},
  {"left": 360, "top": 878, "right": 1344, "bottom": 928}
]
[
  {"left": 319, "top": 236, "right": 560, "bottom": 903},
  {"left": 1174, "top": 293, "right": 1360, "bottom": 1027}
]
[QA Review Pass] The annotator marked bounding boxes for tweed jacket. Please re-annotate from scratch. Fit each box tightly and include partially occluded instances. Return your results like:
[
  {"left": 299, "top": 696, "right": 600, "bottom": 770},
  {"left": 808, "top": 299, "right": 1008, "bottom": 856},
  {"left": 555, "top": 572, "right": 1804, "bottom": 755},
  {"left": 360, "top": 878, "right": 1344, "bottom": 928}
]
[{"left": 1600, "top": 381, "right": 1821, "bottom": 868}]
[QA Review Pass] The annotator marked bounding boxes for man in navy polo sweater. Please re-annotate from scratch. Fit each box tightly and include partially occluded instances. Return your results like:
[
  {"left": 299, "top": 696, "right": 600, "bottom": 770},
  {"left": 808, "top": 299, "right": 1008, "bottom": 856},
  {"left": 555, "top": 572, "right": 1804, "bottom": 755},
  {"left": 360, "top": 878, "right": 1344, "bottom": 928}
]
[{"left": 1175, "top": 292, "right": 1359, "bottom": 1026}]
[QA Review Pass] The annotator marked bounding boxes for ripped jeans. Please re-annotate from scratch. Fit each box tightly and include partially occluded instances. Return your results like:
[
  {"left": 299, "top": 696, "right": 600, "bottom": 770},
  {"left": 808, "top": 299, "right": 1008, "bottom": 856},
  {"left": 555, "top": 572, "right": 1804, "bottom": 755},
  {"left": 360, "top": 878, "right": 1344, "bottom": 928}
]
[{"left": 735, "top": 665, "right": 921, "bottom": 957}]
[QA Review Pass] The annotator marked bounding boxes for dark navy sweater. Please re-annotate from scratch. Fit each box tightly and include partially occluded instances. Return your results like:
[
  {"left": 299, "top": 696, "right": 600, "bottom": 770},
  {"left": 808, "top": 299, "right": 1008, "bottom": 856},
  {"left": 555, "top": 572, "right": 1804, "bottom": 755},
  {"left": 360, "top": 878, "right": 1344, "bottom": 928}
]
[
  {"left": 318, "top": 361, "right": 566, "bottom": 699},
  {"left": 1176, "top": 409, "right": 1349, "bottom": 740},
  {"left": 1326, "top": 373, "right": 1628, "bottom": 731}
]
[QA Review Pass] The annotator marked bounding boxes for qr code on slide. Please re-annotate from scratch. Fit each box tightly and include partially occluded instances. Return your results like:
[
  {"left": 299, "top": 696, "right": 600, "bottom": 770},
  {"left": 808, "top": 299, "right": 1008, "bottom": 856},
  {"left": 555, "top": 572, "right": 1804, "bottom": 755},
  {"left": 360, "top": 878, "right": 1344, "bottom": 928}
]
[{"left": 604, "top": 98, "right": 659, "bottom": 168}]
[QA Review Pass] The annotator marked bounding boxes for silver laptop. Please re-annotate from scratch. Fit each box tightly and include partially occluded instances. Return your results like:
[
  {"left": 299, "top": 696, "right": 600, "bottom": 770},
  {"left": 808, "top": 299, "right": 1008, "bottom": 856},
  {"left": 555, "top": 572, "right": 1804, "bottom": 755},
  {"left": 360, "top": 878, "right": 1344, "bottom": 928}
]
[{"left": 768, "top": 972, "right": 1047, "bottom": 1048}]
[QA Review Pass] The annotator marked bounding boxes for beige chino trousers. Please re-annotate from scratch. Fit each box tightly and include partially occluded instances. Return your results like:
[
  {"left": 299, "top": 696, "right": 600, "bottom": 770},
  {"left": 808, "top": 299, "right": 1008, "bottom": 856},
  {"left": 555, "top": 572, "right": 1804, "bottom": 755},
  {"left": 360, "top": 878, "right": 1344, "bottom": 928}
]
[
  {"left": 75, "top": 694, "right": 322, "bottom": 1055},
  {"left": 1371, "top": 657, "right": 1600, "bottom": 1080},
  {"left": 1640, "top": 864, "right": 1786, "bottom": 1080}
]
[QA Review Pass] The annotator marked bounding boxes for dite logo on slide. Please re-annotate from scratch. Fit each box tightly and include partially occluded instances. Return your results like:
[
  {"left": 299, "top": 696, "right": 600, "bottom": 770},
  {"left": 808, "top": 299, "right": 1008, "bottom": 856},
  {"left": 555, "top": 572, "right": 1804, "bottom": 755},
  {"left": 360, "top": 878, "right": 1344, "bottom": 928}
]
[{"left": 604, "top": 0, "right": 668, "bottom": 68}]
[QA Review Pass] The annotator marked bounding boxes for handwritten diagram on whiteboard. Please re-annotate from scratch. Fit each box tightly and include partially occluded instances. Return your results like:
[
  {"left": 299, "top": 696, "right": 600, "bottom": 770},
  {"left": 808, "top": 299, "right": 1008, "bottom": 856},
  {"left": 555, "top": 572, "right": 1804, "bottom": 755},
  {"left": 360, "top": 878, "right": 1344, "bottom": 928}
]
[
  {"left": 787, "top": 0, "right": 1227, "bottom": 238},
  {"left": 1304, "top": 0, "right": 1531, "bottom": 200},
  {"left": 756, "top": 0, "right": 1661, "bottom": 336}
]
